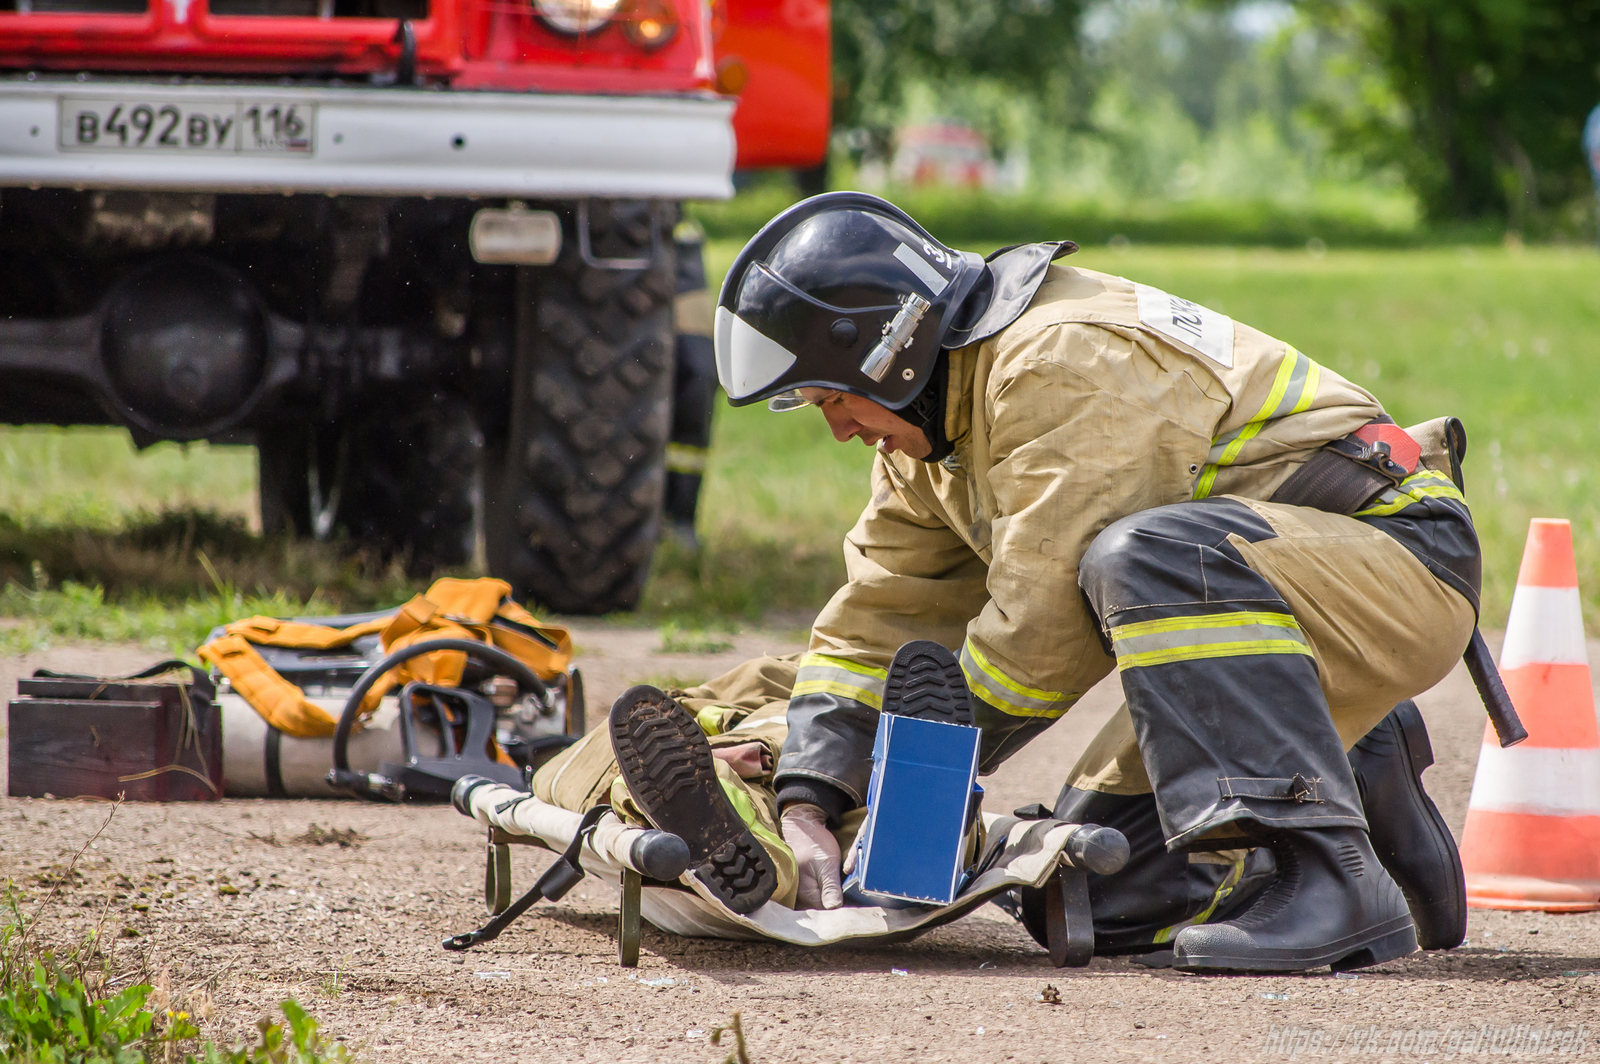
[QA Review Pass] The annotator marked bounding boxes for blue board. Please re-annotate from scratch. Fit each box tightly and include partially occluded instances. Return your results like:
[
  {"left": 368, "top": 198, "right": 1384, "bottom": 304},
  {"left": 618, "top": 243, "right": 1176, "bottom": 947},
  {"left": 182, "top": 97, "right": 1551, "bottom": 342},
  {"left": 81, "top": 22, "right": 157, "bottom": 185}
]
[{"left": 849, "top": 713, "right": 981, "bottom": 905}]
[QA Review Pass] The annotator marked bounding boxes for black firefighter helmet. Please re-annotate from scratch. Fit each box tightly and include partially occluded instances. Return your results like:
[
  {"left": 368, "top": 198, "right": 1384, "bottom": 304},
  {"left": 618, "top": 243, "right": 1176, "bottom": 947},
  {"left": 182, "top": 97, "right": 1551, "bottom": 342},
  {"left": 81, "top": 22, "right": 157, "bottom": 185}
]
[{"left": 715, "top": 192, "right": 1075, "bottom": 413}]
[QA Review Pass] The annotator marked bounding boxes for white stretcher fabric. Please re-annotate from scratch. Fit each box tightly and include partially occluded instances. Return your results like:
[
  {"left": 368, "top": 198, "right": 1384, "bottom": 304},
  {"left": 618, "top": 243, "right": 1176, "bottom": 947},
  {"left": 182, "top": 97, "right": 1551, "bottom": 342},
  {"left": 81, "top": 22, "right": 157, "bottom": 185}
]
[{"left": 464, "top": 783, "right": 1079, "bottom": 946}]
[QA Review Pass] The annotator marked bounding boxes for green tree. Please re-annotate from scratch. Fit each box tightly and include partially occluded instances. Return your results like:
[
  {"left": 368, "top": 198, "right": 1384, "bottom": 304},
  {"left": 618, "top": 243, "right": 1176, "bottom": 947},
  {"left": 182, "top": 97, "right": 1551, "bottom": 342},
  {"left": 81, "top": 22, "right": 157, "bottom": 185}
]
[
  {"left": 1306, "top": 0, "right": 1600, "bottom": 227},
  {"left": 831, "top": 0, "right": 1091, "bottom": 144}
]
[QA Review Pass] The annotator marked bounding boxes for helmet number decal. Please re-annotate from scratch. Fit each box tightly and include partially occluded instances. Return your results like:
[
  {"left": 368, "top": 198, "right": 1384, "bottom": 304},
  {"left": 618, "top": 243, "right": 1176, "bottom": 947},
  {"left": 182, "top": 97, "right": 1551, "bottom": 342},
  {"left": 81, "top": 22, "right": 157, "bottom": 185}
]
[{"left": 893, "top": 242, "right": 951, "bottom": 296}]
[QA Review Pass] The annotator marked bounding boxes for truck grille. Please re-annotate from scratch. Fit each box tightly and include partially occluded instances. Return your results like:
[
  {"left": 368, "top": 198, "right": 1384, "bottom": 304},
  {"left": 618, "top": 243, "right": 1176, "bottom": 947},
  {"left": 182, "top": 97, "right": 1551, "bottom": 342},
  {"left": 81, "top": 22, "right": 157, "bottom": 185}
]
[{"left": 208, "top": 0, "right": 426, "bottom": 15}]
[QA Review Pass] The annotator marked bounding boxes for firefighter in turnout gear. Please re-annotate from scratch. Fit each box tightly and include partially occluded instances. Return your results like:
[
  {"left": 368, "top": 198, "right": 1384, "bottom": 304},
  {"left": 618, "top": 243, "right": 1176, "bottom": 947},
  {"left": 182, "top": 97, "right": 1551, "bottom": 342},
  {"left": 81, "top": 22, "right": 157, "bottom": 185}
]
[
  {"left": 665, "top": 222, "right": 718, "bottom": 549},
  {"left": 541, "top": 191, "right": 1473, "bottom": 967},
  {"left": 700, "top": 192, "right": 1478, "bottom": 971}
]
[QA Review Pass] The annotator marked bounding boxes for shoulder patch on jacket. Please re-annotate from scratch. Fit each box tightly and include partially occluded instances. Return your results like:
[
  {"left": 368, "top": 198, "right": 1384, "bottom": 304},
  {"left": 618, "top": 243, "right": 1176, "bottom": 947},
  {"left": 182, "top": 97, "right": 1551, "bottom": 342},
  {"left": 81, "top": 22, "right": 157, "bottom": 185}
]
[{"left": 1135, "top": 283, "right": 1235, "bottom": 368}]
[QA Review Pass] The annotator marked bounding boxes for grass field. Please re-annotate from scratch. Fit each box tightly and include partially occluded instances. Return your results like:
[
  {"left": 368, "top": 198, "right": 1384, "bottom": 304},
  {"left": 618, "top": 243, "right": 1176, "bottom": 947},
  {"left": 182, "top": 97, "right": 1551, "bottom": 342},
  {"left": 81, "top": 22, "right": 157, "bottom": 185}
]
[{"left": 2, "top": 242, "right": 1598, "bottom": 650}]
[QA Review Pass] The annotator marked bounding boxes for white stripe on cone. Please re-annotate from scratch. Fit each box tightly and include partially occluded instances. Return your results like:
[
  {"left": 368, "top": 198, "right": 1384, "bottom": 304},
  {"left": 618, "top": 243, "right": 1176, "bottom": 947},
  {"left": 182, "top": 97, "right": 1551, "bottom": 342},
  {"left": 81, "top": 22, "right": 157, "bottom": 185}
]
[
  {"left": 1466, "top": 746, "right": 1600, "bottom": 817},
  {"left": 1500, "top": 586, "right": 1590, "bottom": 669}
]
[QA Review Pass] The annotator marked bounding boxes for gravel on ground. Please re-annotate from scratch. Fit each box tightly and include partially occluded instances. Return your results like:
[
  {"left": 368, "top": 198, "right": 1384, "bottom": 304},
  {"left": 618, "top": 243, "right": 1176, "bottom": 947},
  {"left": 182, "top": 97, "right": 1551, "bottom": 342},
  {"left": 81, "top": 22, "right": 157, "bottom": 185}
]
[{"left": 2, "top": 626, "right": 1596, "bottom": 1062}]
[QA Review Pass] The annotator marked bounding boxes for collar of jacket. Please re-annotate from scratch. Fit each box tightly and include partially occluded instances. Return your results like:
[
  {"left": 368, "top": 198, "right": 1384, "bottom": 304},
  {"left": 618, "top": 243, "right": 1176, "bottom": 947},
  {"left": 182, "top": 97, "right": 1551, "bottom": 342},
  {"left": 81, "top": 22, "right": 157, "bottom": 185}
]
[{"left": 935, "top": 240, "right": 1076, "bottom": 458}]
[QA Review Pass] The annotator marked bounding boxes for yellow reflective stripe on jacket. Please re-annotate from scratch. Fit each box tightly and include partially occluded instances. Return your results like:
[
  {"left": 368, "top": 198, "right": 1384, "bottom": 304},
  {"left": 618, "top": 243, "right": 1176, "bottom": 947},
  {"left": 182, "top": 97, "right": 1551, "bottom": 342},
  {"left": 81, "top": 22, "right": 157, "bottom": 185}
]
[
  {"left": 958, "top": 639, "right": 1075, "bottom": 719},
  {"left": 717, "top": 776, "right": 792, "bottom": 867},
  {"left": 792, "top": 653, "right": 886, "bottom": 710},
  {"left": 1109, "top": 610, "right": 1313, "bottom": 670},
  {"left": 1352, "top": 469, "right": 1467, "bottom": 519},
  {"left": 666, "top": 442, "right": 709, "bottom": 475},
  {"left": 696, "top": 705, "right": 727, "bottom": 736},
  {"left": 1194, "top": 347, "right": 1322, "bottom": 499}
]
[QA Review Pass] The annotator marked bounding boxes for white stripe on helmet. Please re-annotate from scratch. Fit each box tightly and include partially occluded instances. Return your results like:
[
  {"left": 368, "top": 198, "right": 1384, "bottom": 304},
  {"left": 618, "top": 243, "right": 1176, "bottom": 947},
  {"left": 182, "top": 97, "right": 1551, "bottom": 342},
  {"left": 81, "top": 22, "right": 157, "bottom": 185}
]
[{"left": 893, "top": 243, "right": 951, "bottom": 295}]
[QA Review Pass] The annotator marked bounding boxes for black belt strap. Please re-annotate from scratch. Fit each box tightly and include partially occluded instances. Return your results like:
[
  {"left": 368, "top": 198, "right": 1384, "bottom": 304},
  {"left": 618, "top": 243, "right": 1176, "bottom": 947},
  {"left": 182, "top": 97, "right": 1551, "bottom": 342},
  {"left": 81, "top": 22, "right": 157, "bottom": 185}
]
[
  {"left": 1271, "top": 419, "right": 1525, "bottom": 748},
  {"left": 1269, "top": 416, "right": 1411, "bottom": 516},
  {"left": 264, "top": 726, "right": 288, "bottom": 799},
  {"left": 1269, "top": 450, "right": 1394, "bottom": 514}
]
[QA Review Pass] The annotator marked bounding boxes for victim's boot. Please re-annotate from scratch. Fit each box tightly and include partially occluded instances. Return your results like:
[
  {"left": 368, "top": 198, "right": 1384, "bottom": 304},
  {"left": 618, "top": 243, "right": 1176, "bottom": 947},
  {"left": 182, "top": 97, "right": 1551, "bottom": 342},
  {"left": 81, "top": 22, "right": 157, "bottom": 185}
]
[
  {"left": 1172, "top": 826, "right": 1416, "bottom": 972},
  {"left": 609, "top": 685, "right": 778, "bottom": 914},
  {"left": 1348, "top": 700, "right": 1466, "bottom": 950}
]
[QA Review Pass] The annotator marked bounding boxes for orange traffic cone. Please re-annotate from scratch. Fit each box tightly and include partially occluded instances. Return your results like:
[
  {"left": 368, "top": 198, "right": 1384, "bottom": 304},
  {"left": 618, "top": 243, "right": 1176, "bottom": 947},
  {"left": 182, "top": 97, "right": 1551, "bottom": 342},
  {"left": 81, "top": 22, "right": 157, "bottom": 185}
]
[{"left": 1461, "top": 518, "right": 1600, "bottom": 911}]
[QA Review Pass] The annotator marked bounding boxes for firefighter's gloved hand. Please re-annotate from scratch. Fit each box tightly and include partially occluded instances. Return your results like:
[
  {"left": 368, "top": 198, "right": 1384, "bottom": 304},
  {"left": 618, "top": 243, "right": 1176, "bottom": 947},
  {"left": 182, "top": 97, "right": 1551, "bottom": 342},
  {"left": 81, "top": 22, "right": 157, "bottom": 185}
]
[{"left": 781, "top": 802, "right": 843, "bottom": 910}]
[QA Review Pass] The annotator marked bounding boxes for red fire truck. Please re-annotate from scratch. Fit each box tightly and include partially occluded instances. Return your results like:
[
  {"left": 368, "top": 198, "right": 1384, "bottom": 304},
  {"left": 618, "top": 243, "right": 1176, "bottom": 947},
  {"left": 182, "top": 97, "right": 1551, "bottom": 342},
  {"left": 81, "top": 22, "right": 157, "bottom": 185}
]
[{"left": 0, "top": 0, "right": 828, "bottom": 612}]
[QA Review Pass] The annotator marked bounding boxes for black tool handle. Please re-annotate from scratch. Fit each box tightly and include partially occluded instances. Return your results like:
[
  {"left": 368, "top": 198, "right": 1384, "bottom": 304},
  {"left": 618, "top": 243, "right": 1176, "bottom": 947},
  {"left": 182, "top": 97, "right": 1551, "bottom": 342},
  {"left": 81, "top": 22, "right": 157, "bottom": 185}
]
[
  {"left": 442, "top": 860, "right": 559, "bottom": 950},
  {"left": 442, "top": 805, "right": 609, "bottom": 951},
  {"left": 1464, "top": 627, "right": 1527, "bottom": 748},
  {"left": 333, "top": 637, "right": 546, "bottom": 772}
]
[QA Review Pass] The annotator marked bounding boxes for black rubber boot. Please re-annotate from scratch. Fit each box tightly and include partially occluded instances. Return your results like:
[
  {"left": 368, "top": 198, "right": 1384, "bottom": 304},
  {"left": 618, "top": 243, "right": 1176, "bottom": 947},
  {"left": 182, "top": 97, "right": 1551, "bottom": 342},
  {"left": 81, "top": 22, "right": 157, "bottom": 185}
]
[
  {"left": 1348, "top": 701, "right": 1467, "bottom": 950},
  {"left": 883, "top": 640, "right": 973, "bottom": 725},
  {"left": 609, "top": 685, "right": 777, "bottom": 915},
  {"left": 1172, "top": 826, "right": 1416, "bottom": 972}
]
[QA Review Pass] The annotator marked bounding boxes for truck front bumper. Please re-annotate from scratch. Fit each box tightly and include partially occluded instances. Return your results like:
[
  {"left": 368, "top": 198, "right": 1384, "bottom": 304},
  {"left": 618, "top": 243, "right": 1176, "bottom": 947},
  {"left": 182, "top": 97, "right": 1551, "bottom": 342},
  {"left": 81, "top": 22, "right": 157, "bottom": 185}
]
[{"left": 0, "top": 79, "right": 735, "bottom": 199}]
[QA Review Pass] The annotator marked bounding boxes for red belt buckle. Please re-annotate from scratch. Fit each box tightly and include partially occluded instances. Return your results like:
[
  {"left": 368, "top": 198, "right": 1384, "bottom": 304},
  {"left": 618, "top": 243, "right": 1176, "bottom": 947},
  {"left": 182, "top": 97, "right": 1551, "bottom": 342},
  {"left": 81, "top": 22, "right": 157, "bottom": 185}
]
[{"left": 1351, "top": 422, "right": 1420, "bottom": 475}]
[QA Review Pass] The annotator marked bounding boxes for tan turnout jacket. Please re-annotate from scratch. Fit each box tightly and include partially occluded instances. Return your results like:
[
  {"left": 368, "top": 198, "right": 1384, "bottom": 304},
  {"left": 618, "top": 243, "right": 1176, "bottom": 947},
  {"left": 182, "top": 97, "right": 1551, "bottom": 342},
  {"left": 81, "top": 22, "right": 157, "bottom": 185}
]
[{"left": 785, "top": 263, "right": 1386, "bottom": 798}]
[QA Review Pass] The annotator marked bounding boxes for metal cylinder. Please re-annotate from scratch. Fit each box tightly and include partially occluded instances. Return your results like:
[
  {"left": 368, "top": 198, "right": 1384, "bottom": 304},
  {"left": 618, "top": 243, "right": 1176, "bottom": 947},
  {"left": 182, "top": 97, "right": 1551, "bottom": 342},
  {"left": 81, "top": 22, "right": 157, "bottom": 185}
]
[{"left": 220, "top": 695, "right": 423, "bottom": 798}]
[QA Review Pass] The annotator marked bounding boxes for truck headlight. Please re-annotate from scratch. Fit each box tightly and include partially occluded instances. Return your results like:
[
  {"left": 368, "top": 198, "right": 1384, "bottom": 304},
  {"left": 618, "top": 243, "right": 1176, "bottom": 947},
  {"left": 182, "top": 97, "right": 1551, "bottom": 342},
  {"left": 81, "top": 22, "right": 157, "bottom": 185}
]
[
  {"left": 621, "top": 0, "right": 677, "bottom": 48},
  {"left": 533, "top": 0, "right": 623, "bottom": 35}
]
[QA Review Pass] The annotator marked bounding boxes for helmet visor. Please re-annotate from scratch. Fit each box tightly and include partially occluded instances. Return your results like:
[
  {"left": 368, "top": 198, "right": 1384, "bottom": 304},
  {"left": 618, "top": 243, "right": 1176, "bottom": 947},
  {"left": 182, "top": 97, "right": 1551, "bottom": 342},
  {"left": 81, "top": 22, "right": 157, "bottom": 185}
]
[
  {"left": 715, "top": 262, "right": 902, "bottom": 404},
  {"left": 715, "top": 305, "right": 798, "bottom": 403}
]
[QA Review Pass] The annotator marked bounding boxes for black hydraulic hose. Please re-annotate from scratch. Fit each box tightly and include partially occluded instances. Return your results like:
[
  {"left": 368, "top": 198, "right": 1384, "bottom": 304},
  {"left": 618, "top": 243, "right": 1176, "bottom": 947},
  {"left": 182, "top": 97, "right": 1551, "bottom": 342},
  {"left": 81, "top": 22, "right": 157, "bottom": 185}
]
[{"left": 332, "top": 638, "right": 548, "bottom": 771}]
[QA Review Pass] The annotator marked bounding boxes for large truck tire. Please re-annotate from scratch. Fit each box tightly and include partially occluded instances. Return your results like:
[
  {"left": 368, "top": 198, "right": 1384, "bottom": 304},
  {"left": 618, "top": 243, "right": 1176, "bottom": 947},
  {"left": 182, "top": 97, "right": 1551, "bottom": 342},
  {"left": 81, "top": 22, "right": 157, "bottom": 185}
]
[
  {"left": 256, "top": 399, "right": 484, "bottom": 574},
  {"left": 339, "top": 396, "right": 485, "bottom": 573},
  {"left": 489, "top": 201, "right": 678, "bottom": 614},
  {"left": 257, "top": 422, "right": 313, "bottom": 540}
]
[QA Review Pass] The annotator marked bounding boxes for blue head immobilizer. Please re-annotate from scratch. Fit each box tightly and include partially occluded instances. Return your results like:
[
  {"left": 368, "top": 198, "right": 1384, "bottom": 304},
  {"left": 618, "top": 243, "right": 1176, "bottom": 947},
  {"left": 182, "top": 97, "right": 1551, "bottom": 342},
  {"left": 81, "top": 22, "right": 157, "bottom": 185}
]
[{"left": 845, "top": 713, "right": 982, "bottom": 906}]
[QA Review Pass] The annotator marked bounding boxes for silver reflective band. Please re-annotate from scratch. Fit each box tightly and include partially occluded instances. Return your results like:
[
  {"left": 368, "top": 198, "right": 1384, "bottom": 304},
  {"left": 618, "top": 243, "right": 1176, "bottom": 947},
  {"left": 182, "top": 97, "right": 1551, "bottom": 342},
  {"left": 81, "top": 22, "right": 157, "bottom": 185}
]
[
  {"left": 860, "top": 292, "right": 931, "bottom": 382},
  {"left": 767, "top": 390, "right": 810, "bottom": 412},
  {"left": 714, "top": 306, "right": 798, "bottom": 400},
  {"left": 893, "top": 242, "right": 951, "bottom": 295}
]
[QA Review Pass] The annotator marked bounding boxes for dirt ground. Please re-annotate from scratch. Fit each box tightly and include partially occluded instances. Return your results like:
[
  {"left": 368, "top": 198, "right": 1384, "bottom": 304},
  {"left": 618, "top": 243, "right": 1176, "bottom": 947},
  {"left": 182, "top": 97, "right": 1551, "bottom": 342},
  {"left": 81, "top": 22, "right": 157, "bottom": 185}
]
[{"left": 3, "top": 625, "right": 1598, "bottom": 1063}]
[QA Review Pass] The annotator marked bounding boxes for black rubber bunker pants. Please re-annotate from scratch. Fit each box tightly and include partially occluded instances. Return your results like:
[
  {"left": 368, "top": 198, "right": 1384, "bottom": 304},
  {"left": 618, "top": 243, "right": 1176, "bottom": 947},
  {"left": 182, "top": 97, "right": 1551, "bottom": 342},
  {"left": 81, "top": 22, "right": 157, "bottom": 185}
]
[{"left": 1057, "top": 494, "right": 1478, "bottom": 950}]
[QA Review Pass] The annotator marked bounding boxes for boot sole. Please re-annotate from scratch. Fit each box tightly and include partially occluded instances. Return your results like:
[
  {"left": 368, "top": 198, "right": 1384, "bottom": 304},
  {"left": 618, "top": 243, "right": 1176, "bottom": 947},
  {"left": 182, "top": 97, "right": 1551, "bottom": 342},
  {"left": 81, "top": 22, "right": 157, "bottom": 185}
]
[
  {"left": 1173, "top": 914, "right": 1417, "bottom": 974},
  {"left": 1388, "top": 702, "right": 1468, "bottom": 950},
  {"left": 608, "top": 686, "right": 777, "bottom": 915},
  {"left": 884, "top": 640, "right": 974, "bottom": 725}
]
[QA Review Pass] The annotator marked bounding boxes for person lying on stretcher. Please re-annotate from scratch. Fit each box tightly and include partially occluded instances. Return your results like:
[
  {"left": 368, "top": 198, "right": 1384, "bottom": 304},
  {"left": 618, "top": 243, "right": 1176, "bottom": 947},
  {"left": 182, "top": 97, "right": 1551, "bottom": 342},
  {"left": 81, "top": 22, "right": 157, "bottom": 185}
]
[{"left": 531, "top": 652, "right": 872, "bottom": 914}]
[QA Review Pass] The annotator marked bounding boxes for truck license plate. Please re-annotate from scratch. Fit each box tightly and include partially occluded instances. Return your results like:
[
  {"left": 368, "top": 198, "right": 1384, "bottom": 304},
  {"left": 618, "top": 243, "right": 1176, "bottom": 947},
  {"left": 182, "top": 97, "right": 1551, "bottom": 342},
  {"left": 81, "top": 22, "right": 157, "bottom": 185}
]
[{"left": 59, "top": 97, "right": 316, "bottom": 155}]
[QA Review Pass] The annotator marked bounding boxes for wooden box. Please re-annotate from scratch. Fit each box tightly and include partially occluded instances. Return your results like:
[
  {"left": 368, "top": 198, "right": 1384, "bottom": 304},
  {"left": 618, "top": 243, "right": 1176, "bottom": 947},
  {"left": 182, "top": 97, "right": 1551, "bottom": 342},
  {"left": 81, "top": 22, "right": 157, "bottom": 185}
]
[{"left": 8, "top": 677, "right": 223, "bottom": 801}]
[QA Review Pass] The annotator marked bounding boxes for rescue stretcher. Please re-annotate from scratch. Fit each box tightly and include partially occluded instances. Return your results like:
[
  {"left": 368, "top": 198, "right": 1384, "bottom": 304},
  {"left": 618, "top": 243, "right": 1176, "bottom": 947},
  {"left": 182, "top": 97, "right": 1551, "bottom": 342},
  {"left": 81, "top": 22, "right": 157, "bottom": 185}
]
[{"left": 450, "top": 780, "right": 1129, "bottom": 968}]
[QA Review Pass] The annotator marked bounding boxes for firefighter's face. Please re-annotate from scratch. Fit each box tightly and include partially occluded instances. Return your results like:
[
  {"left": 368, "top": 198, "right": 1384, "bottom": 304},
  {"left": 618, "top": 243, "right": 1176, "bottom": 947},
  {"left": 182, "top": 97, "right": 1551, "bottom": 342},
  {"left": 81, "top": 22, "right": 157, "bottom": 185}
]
[{"left": 797, "top": 388, "right": 932, "bottom": 459}]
